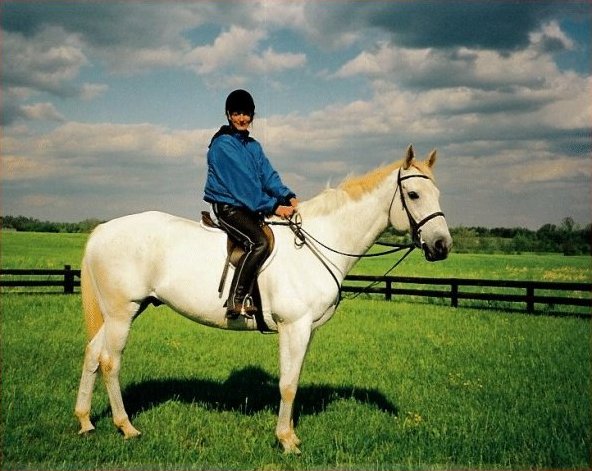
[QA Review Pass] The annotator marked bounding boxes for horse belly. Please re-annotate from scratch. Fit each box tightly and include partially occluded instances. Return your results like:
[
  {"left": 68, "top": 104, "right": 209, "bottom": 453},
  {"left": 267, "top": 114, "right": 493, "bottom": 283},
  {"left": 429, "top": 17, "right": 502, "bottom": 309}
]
[{"left": 150, "top": 232, "right": 228, "bottom": 315}]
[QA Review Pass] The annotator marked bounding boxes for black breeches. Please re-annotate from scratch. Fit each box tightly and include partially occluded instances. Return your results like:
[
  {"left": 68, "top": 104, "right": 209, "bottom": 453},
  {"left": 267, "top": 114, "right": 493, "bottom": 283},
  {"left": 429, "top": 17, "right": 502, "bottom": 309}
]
[{"left": 212, "top": 203, "right": 269, "bottom": 305}]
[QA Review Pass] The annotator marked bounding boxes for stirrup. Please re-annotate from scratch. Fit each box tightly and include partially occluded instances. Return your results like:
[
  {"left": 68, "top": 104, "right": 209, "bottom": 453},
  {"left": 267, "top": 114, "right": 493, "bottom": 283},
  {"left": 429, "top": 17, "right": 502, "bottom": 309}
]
[
  {"left": 225, "top": 305, "right": 256, "bottom": 320},
  {"left": 225, "top": 295, "right": 257, "bottom": 320}
]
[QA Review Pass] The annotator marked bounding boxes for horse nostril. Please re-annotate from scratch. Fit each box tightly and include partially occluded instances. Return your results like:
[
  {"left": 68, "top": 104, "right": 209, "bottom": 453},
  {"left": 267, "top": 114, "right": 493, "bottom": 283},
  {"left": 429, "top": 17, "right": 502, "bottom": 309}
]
[{"left": 434, "top": 238, "right": 450, "bottom": 258}]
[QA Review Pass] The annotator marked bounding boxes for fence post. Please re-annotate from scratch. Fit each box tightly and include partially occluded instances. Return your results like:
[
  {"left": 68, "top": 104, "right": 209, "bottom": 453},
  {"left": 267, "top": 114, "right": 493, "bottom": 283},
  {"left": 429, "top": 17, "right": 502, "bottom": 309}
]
[
  {"left": 64, "top": 265, "right": 74, "bottom": 294},
  {"left": 451, "top": 280, "right": 458, "bottom": 308},
  {"left": 526, "top": 285, "right": 535, "bottom": 313},
  {"left": 385, "top": 279, "right": 392, "bottom": 301}
]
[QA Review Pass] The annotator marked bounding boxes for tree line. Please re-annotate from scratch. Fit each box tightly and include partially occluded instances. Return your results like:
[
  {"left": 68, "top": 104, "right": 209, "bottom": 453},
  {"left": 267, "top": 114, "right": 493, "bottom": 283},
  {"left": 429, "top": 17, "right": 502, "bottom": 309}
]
[
  {"left": 448, "top": 218, "right": 591, "bottom": 255},
  {"left": 1, "top": 215, "right": 103, "bottom": 234},
  {"left": 2, "top": 215, "right": 590, "bottom": 256},
  {"left": 379, "top": 217, "right": 590, "bottom": 256}
]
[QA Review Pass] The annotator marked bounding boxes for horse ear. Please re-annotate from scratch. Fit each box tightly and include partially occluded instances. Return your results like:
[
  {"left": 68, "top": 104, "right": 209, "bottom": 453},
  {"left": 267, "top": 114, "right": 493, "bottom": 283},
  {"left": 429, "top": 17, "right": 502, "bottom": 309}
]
[
  {"left": 403, "top": 145, "right": 414, "bottom": 169},
  {"left": 426, "top": 149, "right": 437, "bottom": 168}
]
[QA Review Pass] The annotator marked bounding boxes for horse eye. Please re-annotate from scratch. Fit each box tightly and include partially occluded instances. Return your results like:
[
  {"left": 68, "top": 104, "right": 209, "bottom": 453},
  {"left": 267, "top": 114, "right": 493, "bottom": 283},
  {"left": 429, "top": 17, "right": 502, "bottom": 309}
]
[{"left": 408, "top": 191, "right": 419, "bottom": 200}]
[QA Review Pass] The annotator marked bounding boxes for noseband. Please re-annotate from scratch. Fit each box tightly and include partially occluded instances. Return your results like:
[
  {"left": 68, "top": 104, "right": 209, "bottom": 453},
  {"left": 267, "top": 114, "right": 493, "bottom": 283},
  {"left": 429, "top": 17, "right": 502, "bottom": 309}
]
[{"left": 395, "top": 169, "right": 445, "bottom": 248}]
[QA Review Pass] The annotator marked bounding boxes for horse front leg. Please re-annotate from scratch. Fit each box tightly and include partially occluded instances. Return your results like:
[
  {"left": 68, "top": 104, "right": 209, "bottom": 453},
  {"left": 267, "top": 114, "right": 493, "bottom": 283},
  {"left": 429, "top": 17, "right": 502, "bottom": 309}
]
[{"left": 276, "top": 316, "right": 313, "bottom": 454}]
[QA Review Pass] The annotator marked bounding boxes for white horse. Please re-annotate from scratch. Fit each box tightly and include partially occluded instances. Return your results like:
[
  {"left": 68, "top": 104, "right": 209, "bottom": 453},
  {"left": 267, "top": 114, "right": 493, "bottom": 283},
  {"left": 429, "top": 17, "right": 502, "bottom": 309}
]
[{"left": 75, "top": 145, "right": 452, "bottom": 454}]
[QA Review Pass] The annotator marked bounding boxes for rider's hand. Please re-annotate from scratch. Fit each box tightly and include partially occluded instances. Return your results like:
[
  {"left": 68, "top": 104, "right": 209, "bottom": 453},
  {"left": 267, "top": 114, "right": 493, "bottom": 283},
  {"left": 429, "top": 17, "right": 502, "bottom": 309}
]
[{"left": 275, "top": 205, "right": 296, "bottom": 219}]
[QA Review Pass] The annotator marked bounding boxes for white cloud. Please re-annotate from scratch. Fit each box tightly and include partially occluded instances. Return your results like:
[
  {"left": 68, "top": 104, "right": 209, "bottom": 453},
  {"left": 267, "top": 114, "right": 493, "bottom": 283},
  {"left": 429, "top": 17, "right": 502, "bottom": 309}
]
[
  {"left": 248, "top": 47, "right": 306, "bottom": 74},
  {"left": 538, "top": 75, "right": 592, "bottom": 129},
  {"left": 185, "top": 26, "right": 266, "bottom": 74},
  {"left": 184, "top": 26, "right": 305, "bottom": 80},
  {"left": 3, "top": 122, "right": 211, "bottom": 182},
  {"left": 80, "top": 83, "right": 108, "bottom": 101},
  {"left": 3, "top": 27, "right": 88, "bottom": 96},
  {"left": 530, "top": 20, "right": 575, "bottom": 53},
  {"left": 510, "top": 157, "right": 591, "bottom": 185},
  {"left": 20, "top": 102, "right": 65, "bottom": 122},
  {"left": 104, "top": 46, "right": 185, "bottom": 75},
  {"left": 251, "top": 0, "right": 307, "bottom": 30},
  {"left": 2, "top": 154, "right": 57, "bottom": 181},
  {"left": 334, "top": 36, "right": 562, "bottom": 92},
  {"left": 326, "top": 19, "right": 590, "bottom": 152}
]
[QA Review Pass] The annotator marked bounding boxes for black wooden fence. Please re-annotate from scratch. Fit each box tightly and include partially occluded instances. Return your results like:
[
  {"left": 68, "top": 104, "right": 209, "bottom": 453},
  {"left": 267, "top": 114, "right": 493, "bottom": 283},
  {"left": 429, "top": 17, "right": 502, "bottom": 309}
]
[
  {"left": 343, "top": 274, "right": 591, "bottom": 315},
  {"left": 0, "top": 265, "right": 80, "bottom": 294},
  {"left": 1, "top": 267, "right": 590, "bottom": 316}
]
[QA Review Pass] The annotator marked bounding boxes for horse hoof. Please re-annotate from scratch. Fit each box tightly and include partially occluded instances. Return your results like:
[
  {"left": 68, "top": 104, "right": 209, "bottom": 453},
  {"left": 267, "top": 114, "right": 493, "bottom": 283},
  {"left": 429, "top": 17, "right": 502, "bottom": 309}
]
[
  {"left": 122, "top": 427, "right": 141, "bottom": 439},
  {"left": 118, "top": 419, "right": 142, "bottom": 439},
  {"left": 282, "top": 444, "right": 302, "bottom": 455},
  {"left": 77, "top": 416, "right": 95, "bottom": 435},
  {"left": 78, "top": 425, "right": 95, "bottom": 435},
  {"left": 280, "top": 437, "right": 302, "bottom": 455}
]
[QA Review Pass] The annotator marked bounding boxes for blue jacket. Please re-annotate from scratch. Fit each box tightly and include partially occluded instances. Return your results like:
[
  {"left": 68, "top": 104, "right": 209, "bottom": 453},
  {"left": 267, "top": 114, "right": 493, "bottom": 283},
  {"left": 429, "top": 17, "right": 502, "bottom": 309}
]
[{"left": 204, "top": 128, "right": 295, "bottom": 215}]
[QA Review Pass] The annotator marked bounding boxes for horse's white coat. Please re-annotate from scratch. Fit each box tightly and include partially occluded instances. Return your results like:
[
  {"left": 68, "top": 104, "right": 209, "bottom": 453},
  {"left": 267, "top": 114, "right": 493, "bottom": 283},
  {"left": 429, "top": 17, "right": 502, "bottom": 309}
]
[{"left": 74, "top": 147, "right": 452, "bottom": 453}]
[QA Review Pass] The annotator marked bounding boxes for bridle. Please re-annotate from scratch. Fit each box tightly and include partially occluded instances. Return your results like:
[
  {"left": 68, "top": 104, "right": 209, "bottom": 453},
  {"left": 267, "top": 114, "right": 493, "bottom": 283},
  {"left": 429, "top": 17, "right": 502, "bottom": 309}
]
[
  {"left": 268, "top": 167, "right": 446, "bottom": 305},
  {"left": 394, "top": 168, "right": 445, "bottom": 249}
]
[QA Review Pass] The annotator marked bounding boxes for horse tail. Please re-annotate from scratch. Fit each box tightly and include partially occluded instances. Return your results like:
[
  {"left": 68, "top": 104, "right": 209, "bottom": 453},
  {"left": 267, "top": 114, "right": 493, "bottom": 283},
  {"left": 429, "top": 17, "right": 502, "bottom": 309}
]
[{"left": 80, "top": 253, "right": 104, "bottom": 341}]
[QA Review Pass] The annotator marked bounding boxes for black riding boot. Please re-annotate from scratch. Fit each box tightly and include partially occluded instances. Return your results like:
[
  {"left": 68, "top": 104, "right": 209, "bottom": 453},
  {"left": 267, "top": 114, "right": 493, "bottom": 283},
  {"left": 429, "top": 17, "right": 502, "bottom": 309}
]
[{"left": 225, "top": 265, "right": 258, "bottom": 319}]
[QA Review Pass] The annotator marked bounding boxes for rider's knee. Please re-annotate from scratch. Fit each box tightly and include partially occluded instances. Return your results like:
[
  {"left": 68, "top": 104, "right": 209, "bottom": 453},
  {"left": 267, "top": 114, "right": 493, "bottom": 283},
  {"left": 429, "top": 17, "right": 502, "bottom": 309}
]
[{"left": 252, "top": 235, "right": 270, "bottom": 256}]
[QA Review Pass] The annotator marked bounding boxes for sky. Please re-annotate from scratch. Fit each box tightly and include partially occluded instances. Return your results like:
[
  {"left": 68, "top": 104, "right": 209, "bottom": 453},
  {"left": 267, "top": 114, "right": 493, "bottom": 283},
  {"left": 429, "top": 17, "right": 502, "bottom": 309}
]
[{"left": 2, "top": 0, "right": 590, "bottom": 229}]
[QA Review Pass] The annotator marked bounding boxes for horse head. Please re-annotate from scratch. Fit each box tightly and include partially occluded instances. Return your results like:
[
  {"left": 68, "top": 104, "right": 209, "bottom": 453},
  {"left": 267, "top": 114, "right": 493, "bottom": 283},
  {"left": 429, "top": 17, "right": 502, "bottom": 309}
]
[{"left": 389, "top": 145, "right": 452, "bottom": 261}]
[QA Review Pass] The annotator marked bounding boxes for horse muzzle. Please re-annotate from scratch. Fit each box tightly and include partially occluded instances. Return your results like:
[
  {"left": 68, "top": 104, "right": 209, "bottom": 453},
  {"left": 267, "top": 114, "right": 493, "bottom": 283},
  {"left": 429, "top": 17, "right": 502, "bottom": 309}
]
[{"left": 421, "top": 233, "right": 453, "bottom": 262}]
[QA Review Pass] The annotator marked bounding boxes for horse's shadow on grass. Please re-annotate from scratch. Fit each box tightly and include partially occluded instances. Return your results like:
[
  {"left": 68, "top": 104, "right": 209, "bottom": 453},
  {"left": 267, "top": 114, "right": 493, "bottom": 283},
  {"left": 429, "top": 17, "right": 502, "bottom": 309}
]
[{"left": 111, "top": 366, "right": 398, "bottom": 423}]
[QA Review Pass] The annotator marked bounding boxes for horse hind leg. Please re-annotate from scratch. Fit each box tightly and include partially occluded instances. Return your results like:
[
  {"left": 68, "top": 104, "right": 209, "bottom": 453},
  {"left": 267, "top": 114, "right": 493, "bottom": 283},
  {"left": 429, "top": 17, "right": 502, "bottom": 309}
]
[
  {"left": 74, "top": 259, "right": 140, "bottom": 438},
  {"left": 75, "top": 260, "right": 105, "bottom": 434},
  {"left": 75, "top": 326, "right": 104, "bottom": 434},
  {"left": 76, "top": 321, "right": 140, "bottom": 439},
  {"left": 100, "top": 316, "right": 141, "bottom": 438},
  {"left": 75, "top": 320, "right": 141, "bottom": 437}
]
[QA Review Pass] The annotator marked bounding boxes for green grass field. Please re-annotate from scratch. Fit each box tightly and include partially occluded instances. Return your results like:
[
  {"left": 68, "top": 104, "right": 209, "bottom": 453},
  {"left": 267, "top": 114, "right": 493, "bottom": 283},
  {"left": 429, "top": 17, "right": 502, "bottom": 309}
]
[
  {"left": 1, "top": 231, "right": 87, "bottom": 269},
  {"left": 1, "top": 231, "right": 591, "bottom": 470}
]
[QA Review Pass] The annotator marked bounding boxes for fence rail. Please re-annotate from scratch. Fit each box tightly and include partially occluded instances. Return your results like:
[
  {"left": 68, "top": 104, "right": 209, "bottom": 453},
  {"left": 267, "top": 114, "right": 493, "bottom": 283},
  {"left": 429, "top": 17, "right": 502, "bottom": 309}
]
[{"left": 1, "top": 267, "right": 590, "bottom": 316}]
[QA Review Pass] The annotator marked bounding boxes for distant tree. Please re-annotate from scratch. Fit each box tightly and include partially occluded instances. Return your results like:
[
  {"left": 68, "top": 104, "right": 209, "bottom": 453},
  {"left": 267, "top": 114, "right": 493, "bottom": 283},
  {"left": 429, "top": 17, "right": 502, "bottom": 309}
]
[
  {"left": 78, "top": 219, "right": 103, "bottom": 233},
  {"left": 536, "top": 224, "right": 560, "bottom": 251},
  {"left": 560, "top": 217, "right": 579, "bottom": 255},
  {"left": 449, "top": 227, "right": 479, "bottom": 253},
  {"left": 512, "top": 233, "right": 532, "bottom": 254},
  {"left": 561, "top": 217, "right": 577, "bottom": 233}
]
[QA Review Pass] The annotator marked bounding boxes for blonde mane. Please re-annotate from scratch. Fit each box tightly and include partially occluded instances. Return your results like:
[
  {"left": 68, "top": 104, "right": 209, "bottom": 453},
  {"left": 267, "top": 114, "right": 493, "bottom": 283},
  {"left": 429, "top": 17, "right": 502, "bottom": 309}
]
[{"left": 299, "top": 159, "right": 435, "bottom": 217}]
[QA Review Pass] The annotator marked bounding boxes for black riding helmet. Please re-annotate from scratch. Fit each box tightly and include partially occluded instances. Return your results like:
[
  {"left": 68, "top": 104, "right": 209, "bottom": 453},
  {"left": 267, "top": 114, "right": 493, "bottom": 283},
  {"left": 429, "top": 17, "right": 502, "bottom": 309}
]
[{"left": 225, "top": 89, "right": 255, "bottom": 117}]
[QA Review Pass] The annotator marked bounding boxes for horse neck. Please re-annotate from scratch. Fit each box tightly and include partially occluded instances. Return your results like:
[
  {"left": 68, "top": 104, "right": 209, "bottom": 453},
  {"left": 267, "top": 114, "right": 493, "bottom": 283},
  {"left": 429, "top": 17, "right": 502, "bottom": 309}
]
[{"left": 301, "top": 177, "right": 395, "bottom": 276}]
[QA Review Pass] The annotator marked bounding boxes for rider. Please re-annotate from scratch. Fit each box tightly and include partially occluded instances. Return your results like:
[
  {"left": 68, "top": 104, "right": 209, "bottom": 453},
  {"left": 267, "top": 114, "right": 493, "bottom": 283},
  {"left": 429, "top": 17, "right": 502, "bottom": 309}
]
[{"left": 204, "top": 89, "right": 299, "bottom": 319}]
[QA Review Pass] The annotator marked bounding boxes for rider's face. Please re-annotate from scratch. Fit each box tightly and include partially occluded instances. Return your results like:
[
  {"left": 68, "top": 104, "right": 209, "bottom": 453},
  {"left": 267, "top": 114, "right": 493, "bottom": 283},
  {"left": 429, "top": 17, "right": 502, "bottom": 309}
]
[{"left": 227, "top": 111, "right": 252, "bottom": 132}]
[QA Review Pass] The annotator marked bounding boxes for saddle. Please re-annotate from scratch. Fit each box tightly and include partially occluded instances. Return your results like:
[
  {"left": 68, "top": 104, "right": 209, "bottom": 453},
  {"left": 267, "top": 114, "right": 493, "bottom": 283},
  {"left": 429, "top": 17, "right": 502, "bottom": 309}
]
[
  {"left": 201, "top": 211, "right": 275, "bottom": 267},
  {"left": 201, "top": 211, "right": 274, "bottom": 333}
]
